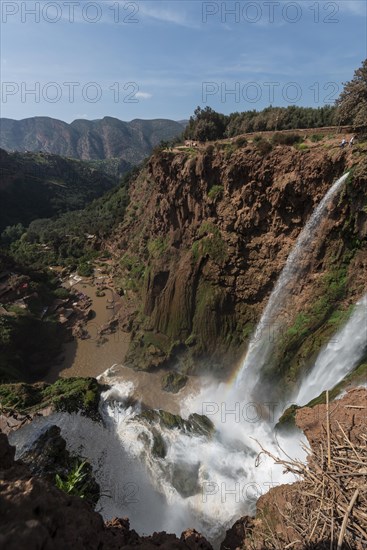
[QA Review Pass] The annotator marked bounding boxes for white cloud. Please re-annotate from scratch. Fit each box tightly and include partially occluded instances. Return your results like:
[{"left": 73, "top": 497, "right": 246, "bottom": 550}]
[
  {"left": 338, "top": 1, "right": 366, "bottom": 16},
  {"left": 138, "top": 3, "right": 199, "bottom": 29},
  {"left": 135, "top": 91, "right": 152, "bottom": 99}
]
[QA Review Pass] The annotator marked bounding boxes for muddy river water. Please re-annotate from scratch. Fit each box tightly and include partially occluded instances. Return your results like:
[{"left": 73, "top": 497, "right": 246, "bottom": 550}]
[{"left": 45, "top": 277, "right": 198, "bottom": 412}]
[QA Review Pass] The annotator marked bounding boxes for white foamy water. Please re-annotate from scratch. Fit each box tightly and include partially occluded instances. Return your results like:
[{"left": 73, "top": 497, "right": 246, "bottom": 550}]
[
  {"left": 9, "top": 172, "right": 366, "bottom": 548},
  {"left": 293, "top": 293, "right": 367, "bottom": 406},
  {"left": 9, "top": 375, "right": 306, "bottom": 546},
  {"left": 235, "top": 173, "right": 349, "bottom": 390}
]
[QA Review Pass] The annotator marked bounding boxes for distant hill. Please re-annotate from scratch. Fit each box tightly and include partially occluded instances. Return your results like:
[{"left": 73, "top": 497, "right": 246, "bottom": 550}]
[
  {"left": 0, "top": 148, "right": 121, "bottom": 232},
  {"left": 0, "top": 117, "right": 185, "bottom": 165}
]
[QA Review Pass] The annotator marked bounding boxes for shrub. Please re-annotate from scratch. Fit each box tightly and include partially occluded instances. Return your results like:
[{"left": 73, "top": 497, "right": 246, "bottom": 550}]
[
  {"left": 208, "top": 185, "right": 224, "bottom": 201},
  {"left": 271, "top": 132, "right": 302, "bottom": 146},
  {"left": 255, "top": 138, "right": 273, "bottom": 155},
  {"left": 53, "top": 287, "right": 70, "bottom": 300},
  {"left": 77, "top": 262, "right": 94, "bottom": 277},
  {"left": 235, "top": 136, "right": 248, "bottom": 147}
]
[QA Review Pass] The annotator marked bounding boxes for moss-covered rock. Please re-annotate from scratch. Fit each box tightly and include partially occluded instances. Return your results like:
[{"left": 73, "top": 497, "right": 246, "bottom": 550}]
[
  {"left": 277, "top": 360, "right": 367, "bottom": 431},
  {"left": 0, "top": 377, "right": 101, "bottom": 420},
  {"left": 151, "top": 429, "right": 167, "bottom": 458},
  {"left": 133, "top": 408, "right": 215, "bottom": 437},
  {"left": 276, "top": 404, "right": 300, "bottom": 431},
  {"left": 161, "top": 371, "right": 188, "bottom": 393}
]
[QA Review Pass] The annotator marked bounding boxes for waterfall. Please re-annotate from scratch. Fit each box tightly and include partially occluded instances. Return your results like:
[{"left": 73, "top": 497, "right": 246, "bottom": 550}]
[
  {"left": 234, "top": 173, "right": 349, "bottom": 390},
  {"left": 292, "top": 293, "right": 367, "bottom": 406},
  {"left": 9, "top": 170, "right": 365, "bottom": 548}
]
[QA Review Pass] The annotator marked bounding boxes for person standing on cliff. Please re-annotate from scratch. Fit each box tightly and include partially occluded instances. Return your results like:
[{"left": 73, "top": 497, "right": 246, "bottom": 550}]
[
  {"left": 349, "top": 135, "right": 355, "bottom": 147},
  {"left": 340, "top": 137, "right": 347, "bottom": 148}
]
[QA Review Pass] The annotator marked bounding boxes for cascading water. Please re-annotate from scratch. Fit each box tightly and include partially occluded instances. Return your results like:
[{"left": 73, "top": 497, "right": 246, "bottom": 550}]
[
  {"left": 9, "top": 171, "right": 366, "bottom": 548},
  {"left": 234, "top": 173, "right": 349, "bottom": 391},
  {"left": 292, "top": 293, "right": 367, "bottom": 406}
]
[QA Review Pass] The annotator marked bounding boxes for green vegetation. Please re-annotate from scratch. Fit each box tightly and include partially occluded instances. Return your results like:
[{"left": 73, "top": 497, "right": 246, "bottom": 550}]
[
  {"left": 271, "top": 132, "right": 302, "bottom": 146},
  {"left": 184, "top": 105, "right": 337, "bottom": 142},
  {"left": 276, "top": 404, "right": 300, "bottom": 431},
  {"left": 208, "top": 184, "right": 224, "bottom": 201},
  {"left": 147, "top": 237, "right": 169, "bottom": 259},
  {"left": 55, "top": 459, "right": 99, "bottom": 504},
  {"left": 56, "top": 460, "right": 89, "bottom": 498},
  {"left": 0, "top": 270, "right": 72, "bottom": 382},
  {"left": 254, "top": 137, "right": 273, "bottom": 155},
  {"left": 336, "top": 59, "right": 367, "bottom": 132},
  {"left": 310, "top": 133, "right": 324, "bottom": 142},
  {"left": 308, "top": 361, "right": 367, "bottom": 407},
  {"left": 192, "top": 222, "right": 228, "bottom": 263},
  {"left": 161, "top": 371, "right": 188, "bottom": 393},
  {"left": 274, "top": 267, "right": 349, "bottom": 383},
  {"left": 0, "top": 377, "right": 101, "bottom": 419},
  {"left": 184, "top": 106, "right": 227, "bottom": 142},
  {"left": 0, "top": 149, "right": 120, "bottom": 232},
  {"left": 1, "top": 167, "right": 134, "bottom": 271},
  {"left": 278, "top": 360, "right": 367, "bottom": 430},
  {"left": 135, "top": 408, "right": 215, "bottom": 437},
  {"left": 119, "top": 253, "right": 146, "bottom": 291},
  {"left": 0, "top": 314, "right": 62, "bottom": 382},
  {"left": 151, "top": 430, "right": 167, "bottom": 458},
  {"left": 296, "top": 143, "right": 309, "bottom": 151},
  {"left": 77, "top": 262, "right": 94, "bottom": 277}
]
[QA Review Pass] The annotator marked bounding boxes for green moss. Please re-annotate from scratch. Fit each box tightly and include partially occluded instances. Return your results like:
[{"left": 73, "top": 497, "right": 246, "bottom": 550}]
[
  {"left": 278, "top": 361, "right": 367, "bottom": 431},
  {"left": 147, "top": 237, "right": 169, "bottom": 259},
  {"left": 306, "top": 361, "right": 367, "bottom": 408},
  {"left": 134, "top": 408, "right": 215, "bottom": 437},
  {"left": 261, "top": 263, "right": 355, "bottom": 398},
  {"left": 0, "top": 377, "right": 101, "bottom": 420},
  {"left": 208, "top": 185, "right": 224, "bottom": 201},
  {"left": 185, "top": 334, "right": 197, "bottom": 347},
  {"left": 187, "top": 413, "right": 215, "bottom": 436},
  {"left": 276, "top": 404, "right": 300, "bottom": 430},
  {"left": 192, "top": 223, "right": 228, "bottom": 263},
  {"left": 120, "top": 253, "right": 146, "bottom": 291},
  {"left": 151, "top": 430, "right": 167, "bottom": 458},
  {"left": 161, "top": 371, "right": 188, "bottom": 393},
  {"left": 143, "top": 331, "right": 172, "bottom": 355}
]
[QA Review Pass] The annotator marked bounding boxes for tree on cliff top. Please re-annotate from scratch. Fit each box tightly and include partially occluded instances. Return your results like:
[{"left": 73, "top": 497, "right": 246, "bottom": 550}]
[
  {"left": 336, "top": 59, "right": 367, "bottom": 132},
  {"left": 184, "top": 106, "right": 227, "bottom": 142}
]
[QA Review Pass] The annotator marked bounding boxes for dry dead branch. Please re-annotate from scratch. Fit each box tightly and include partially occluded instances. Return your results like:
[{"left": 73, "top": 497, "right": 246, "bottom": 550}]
[{"left": 254, "top": 418, "right": 367, "bottom": 549}]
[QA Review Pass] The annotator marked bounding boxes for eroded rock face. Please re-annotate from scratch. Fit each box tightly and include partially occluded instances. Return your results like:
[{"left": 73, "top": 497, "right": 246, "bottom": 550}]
[
  {"left": 112, "top": 143, "right": 367, "bottom": 377},
  {"left": 0, "top": 430, "right": 213, "bottom": 550},
  {"left": 220, "top": 516, "right": 255, "bottom": 549}
]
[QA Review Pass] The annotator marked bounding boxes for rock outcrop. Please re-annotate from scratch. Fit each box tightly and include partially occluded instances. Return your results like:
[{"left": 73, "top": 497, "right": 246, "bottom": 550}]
[
  {"left": 221, "top": 387, "right": 367, "bottom": 549},
  {"left": 2, "top": 388, "right": 365, "bottom": 549},
  {"left": 111, "top": 139, "right": 367, "bottom": 389},
  {"left": 0, "top": 430, "right": 213, "bottom": 550}
]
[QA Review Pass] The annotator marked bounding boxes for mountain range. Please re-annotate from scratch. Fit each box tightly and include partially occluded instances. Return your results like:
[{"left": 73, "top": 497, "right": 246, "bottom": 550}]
[{"left": 0, "top": 116, "right": 186, "bottom": 165}]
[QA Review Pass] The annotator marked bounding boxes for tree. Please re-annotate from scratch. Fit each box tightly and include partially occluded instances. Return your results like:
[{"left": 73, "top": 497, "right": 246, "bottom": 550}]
[
  {"left": 336, "top": 59, "right": 367, "bottom": 131},
  {"left": 184, "top": 107, "right": 227, "bottom": 142}
]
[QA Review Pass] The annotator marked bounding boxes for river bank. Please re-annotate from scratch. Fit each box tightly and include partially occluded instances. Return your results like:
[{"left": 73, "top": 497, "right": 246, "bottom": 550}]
[{"left": 45, "top": 273, "right": 130, "bottom": 383}]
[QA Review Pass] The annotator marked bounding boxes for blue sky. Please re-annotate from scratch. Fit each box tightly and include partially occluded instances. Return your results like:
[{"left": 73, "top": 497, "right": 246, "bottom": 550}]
[{"left": 1, "top": 0, "right": 366, "bottom": 122}]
